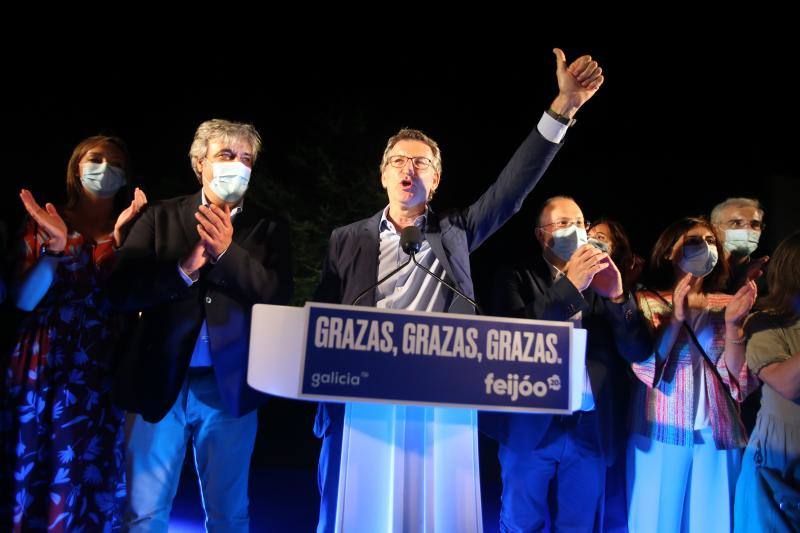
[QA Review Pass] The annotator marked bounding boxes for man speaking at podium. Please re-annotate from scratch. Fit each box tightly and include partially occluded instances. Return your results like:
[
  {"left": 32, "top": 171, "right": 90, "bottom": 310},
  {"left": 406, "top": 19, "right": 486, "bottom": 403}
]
[{"left": 311, "top": 49, "right": 605, "bottom": 532}]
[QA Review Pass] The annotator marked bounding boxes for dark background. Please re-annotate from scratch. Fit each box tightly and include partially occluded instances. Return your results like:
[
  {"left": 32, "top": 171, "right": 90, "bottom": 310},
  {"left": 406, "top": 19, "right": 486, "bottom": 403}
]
[{"left": 3, "top": 37, "right": 799, "bottom": 475}]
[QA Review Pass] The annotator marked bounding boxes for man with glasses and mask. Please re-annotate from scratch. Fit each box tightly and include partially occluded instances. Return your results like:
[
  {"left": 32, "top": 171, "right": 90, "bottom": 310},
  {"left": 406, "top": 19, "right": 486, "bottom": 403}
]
[
  {"left": 109, "top": 119, "right": 292, "bottom": 532},
  {"left": 312, "top": 49, "right": 604, "bottom": 532},
  {"left": 711, "top": 197, "right": 768, "bottom": 292},
  {"left": 481, "top": 196, "right": 652, "bottom": 531},
  {"left": 711, "top": 198, "right": 769, "bottom": 438}
]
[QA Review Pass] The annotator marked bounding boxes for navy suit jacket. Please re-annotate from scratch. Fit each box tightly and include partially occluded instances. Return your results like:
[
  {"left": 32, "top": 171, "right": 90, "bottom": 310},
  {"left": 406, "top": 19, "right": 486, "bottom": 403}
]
[
  {"left": 109, "top": 191, "right": 292, "bottom": 422},
  {"left": 312, "top": 127, "right": 562, "bottom": 438},
  {"left": 480, "top": 256, "right": 653, "bottom": 465}
]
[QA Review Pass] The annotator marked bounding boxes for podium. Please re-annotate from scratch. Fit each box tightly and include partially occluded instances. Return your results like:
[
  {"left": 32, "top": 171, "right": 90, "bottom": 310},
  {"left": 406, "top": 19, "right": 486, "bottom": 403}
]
[{"left": 248, "top": 303, "right": 586, "bottom": 532}]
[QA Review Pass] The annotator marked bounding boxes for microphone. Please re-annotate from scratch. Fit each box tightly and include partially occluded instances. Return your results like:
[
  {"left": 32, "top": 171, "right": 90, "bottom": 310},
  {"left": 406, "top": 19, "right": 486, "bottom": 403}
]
[
  {"left": 406, "top": 242, "right": 483, "bottom": 316},
  {"left": 400, "top": 226, "right": 423, "bottom": 255},
  {"left": 350, "top": 226, "right": 418, "bottom": 306},
  {"left": 352, "top": 226, "right": 483, "bottom": 314}
]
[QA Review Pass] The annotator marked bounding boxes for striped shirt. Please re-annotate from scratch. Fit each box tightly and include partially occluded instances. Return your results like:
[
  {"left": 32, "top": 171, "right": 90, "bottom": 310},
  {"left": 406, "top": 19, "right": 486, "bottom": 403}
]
[
  {"left": 375, "top": 207, "right": 451, "bottom": 312},
  {"left": 630, "top": 291, "right": 758, "bottom": 449}
]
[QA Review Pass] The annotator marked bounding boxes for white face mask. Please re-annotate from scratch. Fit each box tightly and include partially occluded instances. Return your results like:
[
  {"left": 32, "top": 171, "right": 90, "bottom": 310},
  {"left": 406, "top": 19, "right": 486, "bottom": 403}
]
[
  {"left": 678, "top": 242, "right": 719, "bottom": 278},
  {"left": 724, "top": 229, "right": 760, "bottom": 256},
  {"left": 208, "top": 161, "right": 251, "bottom": 203},
  {"left": 81, "top": 162, "right": 126, "bottom": 198},
  {"left": 548, "top": 226, "right": 588, "bottom": 262}
]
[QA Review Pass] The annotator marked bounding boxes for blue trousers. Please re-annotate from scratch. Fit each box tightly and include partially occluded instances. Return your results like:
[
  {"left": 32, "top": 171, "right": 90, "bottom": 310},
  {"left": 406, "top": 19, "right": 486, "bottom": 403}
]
[
  {"left": 123, "top": 370, "right": 257, "bottom": 533},
  {"left": 316, "top": 405, "right": 343, "bottom": 533},
  {"left": 497, "top": 413, "right": 606, "bottom": 533}
]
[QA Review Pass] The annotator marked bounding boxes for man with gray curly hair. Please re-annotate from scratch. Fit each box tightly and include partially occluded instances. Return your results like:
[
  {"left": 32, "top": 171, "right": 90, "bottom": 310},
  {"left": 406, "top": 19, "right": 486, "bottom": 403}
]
[
  {"left": 110, "top": 119, "right": 292, "bottom": 532},
  {"left": 188, "top": 120, "right": 263, "bottom": 184}
]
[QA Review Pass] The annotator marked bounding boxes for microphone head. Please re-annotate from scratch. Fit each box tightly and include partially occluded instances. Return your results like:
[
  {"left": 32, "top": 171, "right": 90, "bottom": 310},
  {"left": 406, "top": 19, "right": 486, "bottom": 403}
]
[{"left": 400, "top": 226, "right": 423, "bottom": 255}]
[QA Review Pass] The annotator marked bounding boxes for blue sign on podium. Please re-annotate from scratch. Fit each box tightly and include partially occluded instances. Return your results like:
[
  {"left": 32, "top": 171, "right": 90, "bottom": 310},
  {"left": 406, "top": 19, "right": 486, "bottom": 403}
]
[
  {"left": 248, "top": 303, "right": 586, "bottom": 532},
  {"left": 302, "top": 304, "right": 574, "bottom": 413}
]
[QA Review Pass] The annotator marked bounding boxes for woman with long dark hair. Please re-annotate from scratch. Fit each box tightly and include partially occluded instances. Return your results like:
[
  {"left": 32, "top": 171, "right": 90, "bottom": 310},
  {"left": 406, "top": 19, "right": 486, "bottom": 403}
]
[
  {"left": 588, "top": 217, "right": 644, "bottom": 293},
  {"left": 627, "top": 216, "right": 758, "bottom": 532},
  {"left": 586, "top": 218, "right": 644, "bottom": 531},
  {"left": 2, "top": 136, "right": 146, "bottom": 531}
]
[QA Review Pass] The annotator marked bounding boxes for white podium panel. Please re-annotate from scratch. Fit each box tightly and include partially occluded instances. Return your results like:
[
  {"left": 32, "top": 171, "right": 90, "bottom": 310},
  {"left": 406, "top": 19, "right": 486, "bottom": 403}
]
[{"left": 336, "top": 404, "right": 482, "bottom": 533}]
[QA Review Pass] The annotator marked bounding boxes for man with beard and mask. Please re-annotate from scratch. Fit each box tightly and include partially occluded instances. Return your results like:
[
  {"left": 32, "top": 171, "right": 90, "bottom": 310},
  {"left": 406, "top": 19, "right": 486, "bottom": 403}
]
[
  {"left": 481, "top": 196, "right": 652, "bottom": 531},
  {"left": 109, "top": 119, "right": 292, "bottom": 532},
  {"left": 711, "top": 197, "right": 768, "bottom": 293}
]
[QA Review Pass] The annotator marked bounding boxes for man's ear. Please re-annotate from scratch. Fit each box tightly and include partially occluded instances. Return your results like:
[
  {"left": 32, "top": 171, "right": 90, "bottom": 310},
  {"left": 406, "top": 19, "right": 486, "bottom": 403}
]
[
  {"left": 534, "top": 227, "right": 547, "bottom": 248},
  {"left": 195, "top": 158, "right": 206, "bottom": 183}
]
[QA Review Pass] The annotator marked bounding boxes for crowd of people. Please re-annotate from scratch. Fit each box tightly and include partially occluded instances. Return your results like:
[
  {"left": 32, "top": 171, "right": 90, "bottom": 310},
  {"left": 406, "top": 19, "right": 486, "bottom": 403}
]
[{"left": 1, "top": 48, "right": 798, "bottom": 533}]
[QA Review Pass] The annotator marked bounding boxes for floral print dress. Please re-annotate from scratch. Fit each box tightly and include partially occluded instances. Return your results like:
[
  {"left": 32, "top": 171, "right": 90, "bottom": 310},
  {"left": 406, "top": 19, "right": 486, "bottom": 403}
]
[{"left": 2, "top": 217, "right": 126, "bottom": 532}]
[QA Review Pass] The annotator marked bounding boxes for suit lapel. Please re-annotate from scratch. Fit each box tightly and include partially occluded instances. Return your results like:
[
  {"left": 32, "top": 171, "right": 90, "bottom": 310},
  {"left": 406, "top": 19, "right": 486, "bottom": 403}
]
[
  {"left": 532, "top": 256, "right": 554, "bottom": 291},
  {"left": 230, "top": 201, "right": 258, "bottom": 244},
  {"left": 178, "top": 191, "right": 204, "bottom": 251},
  {"left": 425, "top": 211, "right": 458, "bottom": 288},
  {"left": 354, "top": 212, "right": 381, "bottom": 306}
]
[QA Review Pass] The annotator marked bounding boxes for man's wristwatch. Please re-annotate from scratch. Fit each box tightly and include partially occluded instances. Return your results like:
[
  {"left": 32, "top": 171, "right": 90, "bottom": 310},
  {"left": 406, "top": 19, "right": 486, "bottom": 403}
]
[
  {"left": 546, "top": 108, "right": 577, "bottom": 127},
  {"left": 611, "top": 290, "right": 632, "bottom": 304},
  {"left": 40, "top": 242, "right": 64, "bottom": 258}
]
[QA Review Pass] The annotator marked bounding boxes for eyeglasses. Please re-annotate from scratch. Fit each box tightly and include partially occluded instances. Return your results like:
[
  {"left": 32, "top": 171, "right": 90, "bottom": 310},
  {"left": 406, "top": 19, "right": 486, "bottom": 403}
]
[
  {"left": 723, "top": 218, "right": 765, "bottom": 231},
  {"left": 538, "top": 219, "right": 589, "bottom": 230},
  {"left": 386, "top": 155, "right": 434, "bottom": 170}
]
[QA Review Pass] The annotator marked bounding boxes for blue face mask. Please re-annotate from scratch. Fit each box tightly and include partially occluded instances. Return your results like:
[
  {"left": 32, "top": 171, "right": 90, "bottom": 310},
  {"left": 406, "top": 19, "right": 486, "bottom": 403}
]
[
  {"left": 724, "top": 229, "right": 760, "bottom": 256},
  {"left": 548, "top": 226, "right": 588, "bottom": 262},
  {"left": 588, "top": 237, "right": 610, "bottom": 254},
  {"left": 678, "top": 242, "right": 719, "bottom": 278},
  {"left": 81, "top": 162, "right": 126, "bottom": 198},
  {"left": 209, "top": 161, "right": 251, "bottom": 203}
]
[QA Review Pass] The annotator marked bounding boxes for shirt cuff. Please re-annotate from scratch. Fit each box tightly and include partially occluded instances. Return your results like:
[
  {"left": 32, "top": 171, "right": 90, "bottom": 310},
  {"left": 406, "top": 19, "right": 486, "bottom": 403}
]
[
  {"left": 178, "top": 262, "right": 199, "bottom": 286},
  {"left": 537, "top": 111, "right": 569, "bottom": 144},
  {"left": 210, "top": 246, "right": 230, "bottom": 264}
]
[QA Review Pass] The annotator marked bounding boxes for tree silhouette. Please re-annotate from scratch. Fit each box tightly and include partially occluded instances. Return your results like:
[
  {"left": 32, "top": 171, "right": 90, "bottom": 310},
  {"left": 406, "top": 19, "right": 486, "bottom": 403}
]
[{"left": 247, "top": 110, "right": 386, "bottom": 305}]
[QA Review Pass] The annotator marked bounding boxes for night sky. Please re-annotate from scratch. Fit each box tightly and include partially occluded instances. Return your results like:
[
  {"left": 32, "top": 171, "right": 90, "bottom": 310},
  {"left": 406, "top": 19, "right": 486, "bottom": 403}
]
[{"left": 7, "top": 39, "right": 798, "bottom": 251}]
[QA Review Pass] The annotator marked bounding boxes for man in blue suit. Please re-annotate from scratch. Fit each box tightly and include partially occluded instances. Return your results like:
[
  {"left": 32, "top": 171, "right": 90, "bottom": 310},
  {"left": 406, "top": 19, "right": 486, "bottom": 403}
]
[
  {"left": 483, "top": 196, "right": 652, "bottom": 531},
  {"left": 312, "top": 49, "right": 605, "bottom": 532},
  {"left": 109, "top": 119, "right": 292, "bottom": 532}
]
